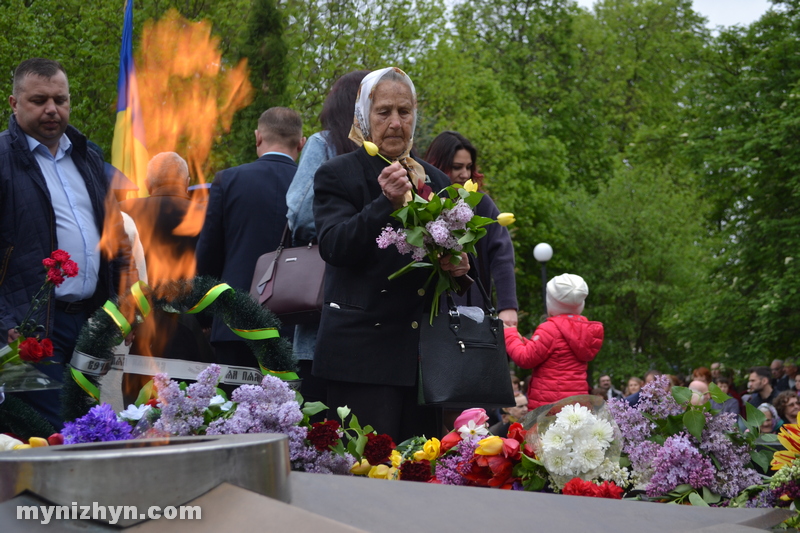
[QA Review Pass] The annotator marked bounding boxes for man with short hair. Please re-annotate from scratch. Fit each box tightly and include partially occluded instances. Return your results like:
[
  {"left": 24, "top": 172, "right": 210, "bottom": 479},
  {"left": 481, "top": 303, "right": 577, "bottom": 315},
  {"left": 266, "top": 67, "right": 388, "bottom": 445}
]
[
  {"left": 747, "top": 366, "right": 778, "bottom": 408},
  {"left": 196, "top": 107, "right": 305, "bottom": 367},
  {"left": 598, "top": 374, "right": 623, "bottom": 400},
  {"left": 0, "top": 58, "right": 132, "bottom": 429},
  {"left": 772, "top": 358, "right": 790, "bottom": 392},
  {"left": 710, "top": 362, "right": 722, "bottom": 381}
]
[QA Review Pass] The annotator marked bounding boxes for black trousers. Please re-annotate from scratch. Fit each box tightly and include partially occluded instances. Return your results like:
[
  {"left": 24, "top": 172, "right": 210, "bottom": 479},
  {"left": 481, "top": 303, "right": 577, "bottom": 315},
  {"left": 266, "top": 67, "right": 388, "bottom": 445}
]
[{"left": 325, "top": 379, "right": 437, "bottom": 444}]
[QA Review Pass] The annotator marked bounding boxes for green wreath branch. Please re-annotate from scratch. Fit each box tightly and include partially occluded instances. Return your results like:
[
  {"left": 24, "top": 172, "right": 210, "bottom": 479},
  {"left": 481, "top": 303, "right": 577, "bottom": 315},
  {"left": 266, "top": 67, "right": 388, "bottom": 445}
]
[{"left": 61, "top": 275, "right": 297, "bottom": 422}]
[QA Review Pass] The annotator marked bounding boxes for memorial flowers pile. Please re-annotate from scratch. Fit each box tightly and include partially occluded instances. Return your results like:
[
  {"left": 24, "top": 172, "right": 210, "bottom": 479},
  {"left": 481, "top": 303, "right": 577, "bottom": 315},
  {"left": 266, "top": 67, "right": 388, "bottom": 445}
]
[
  {"left": 58, "top": 364, "right": 391, "bottom": 476},
  {"left": 375, "top": 177, "right": 513, "bottom": 323},
  {"left": 607, "top": 375, "right": 764, "bottom": 505}
]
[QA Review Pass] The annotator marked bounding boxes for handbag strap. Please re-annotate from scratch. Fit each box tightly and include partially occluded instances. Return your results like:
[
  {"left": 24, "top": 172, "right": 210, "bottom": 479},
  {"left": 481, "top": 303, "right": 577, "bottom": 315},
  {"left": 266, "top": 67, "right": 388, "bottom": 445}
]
[{"left": 444, "top": 255, "right": 497, "bottom": 317}]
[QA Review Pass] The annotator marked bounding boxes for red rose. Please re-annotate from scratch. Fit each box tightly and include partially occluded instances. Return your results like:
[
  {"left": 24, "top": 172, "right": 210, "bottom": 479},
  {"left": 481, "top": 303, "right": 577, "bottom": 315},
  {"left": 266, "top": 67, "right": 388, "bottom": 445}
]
[
  {"left": 19, "top": 338, "right": 45, "bottom": 363},
  {"left": 399, "top": 460, "right": 432, "bottom": 482},
  {"left": 61, "top": 260, "right": 79, "bottom": 278},
  {"left": 40, "top": 338, "right": 54, "bottom": 358},
  {"left": 362, "top": 433, "right": 395, "bottom": 465},
  {"left": 46, "top": 268, "right": 65, "bottom": 287},
  {"left": 50, "top": 250, "right": 71, "bottom": 263},
  {"left": 307, "top": 420, "right": 341, "bottom": 451}
]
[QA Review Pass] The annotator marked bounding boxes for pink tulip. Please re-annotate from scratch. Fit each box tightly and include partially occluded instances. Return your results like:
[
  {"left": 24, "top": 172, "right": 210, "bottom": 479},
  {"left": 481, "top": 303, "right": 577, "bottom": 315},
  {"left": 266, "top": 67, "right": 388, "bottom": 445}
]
[{"left": 454, "top": 408, "right": 489, "bottom": 431}]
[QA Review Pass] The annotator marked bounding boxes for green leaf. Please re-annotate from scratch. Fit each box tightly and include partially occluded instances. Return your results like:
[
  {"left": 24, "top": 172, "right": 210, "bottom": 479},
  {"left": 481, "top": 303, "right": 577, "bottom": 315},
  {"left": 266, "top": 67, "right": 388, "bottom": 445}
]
[
  {"left": 702, "top": 487, "right": 721, "bottom": 504},
  {"left": 708, "top": 382, "right": 730, "bottom": 404},
  {"left": 405, "top": 226, "right": 425, "bottom": 248},
  {"left": 760, "top": 433, "right": 778, "bottom": 442},
  {"left": 355, "top": 434, "right": 368, "bottom": 456},
  {"left": 684, "top": 409, "right": 706, "bottom": 441},
  {"left": 348, "top": 413, "right": 361, "bottom": 431},
  {"left": 744, "top": 402, "right": 766, "bottom": 432},
  {"left": 673, "top": 484, "right": 693, "bottom": 495},
  {"left": 750, "top": 449, "right": 770, "bottom": 472},
  {"left": 302, "top": 401, "right": 328, "bottom": 417},
  {"left": 688, "top": 491, "right": 709, "bottom": 506},
  {"left": 671, "top": 386, "right": 693, "bottom": 405}
]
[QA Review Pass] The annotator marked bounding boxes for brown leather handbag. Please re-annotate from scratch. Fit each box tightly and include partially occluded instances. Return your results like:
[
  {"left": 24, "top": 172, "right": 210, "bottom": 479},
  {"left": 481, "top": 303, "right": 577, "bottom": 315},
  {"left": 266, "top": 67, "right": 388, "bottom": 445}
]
[{"left": 250, "top": 225, "right": 326, "bottom": 325}]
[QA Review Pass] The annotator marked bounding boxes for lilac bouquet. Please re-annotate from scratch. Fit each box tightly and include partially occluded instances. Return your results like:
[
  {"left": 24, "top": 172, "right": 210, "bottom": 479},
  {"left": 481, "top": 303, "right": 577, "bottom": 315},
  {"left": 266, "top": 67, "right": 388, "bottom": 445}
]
[
  {"left": 607, "top": 375, "right": 762, "bottom": 504},
  {"left": 376, "top": 180, "right": 509, "bottom": 323}
]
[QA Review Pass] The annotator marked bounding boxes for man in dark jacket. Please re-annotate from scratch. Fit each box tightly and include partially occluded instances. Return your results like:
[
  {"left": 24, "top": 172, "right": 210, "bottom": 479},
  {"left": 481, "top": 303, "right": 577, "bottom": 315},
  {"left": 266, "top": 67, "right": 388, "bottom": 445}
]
[
  {"left": 196, "top": 107, "right": 304, "bottom": 367},
  {"left": 0, "top": 58, "right": 133, "bottom": 429}
]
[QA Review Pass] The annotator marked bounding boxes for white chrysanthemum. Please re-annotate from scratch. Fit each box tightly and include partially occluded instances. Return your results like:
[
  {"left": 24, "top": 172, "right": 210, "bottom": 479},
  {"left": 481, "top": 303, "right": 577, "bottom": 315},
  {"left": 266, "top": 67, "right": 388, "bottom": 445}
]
[
  {"left": 569, "top": 441, "right": 605, "bottom": 473},
  {"left": 587, "top": 419, "right": 614, "bottom": 448},
  {"left": 543, "top": 447, "right": 573, "bottom": 476},
  {"left": 541, "top": 424, "right": 573, "bottom": 452},
  {"left": 555, "top": 403, "right": 591, "bottom": 430}
]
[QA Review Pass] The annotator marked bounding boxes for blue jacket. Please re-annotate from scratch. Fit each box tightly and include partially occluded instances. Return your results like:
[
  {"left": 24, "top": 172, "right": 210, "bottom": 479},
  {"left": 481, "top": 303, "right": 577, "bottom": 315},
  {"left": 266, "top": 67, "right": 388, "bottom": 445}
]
[
  {"left": 196, "top": 153, "right": 297, "bottom": 343},
  {"left": 0, "top": 115, "right": 131, "bottom": 342}
]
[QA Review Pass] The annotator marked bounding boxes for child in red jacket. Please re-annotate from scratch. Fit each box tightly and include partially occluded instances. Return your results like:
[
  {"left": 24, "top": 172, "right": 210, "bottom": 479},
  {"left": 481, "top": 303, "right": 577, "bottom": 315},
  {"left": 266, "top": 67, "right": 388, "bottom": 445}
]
[{"left": 504, "top": 273, "right": 604, "bottom": 409}]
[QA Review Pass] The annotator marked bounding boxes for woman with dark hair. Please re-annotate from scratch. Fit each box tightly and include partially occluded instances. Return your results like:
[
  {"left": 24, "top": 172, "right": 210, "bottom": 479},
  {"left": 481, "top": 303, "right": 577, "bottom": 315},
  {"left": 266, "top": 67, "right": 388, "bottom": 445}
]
[
  {"left": 423, "top": 131, "right": 518, "bottom": 327},
  {"left": 285, "top": 70, "right": 369, "bottom": 408}
]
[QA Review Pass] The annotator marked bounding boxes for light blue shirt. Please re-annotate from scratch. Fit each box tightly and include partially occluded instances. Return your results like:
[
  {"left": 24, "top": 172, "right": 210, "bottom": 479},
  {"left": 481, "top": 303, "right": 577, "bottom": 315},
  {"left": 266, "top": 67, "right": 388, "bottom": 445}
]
[
  {"left": 263, "top": 151, "right": 295, "bottom": 162},
  {"left": 285, "top": 132, "right": 335, "bottom": 247},
  {"left": 26, "top": 134, "right": 101, "bottom": 301}
]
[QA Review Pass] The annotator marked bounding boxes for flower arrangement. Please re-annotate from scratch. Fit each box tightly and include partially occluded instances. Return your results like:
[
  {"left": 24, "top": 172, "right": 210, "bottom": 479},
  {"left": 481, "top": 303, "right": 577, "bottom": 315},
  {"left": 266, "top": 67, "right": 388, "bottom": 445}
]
[
  {"left": 0, "top": 250, "right": 78, "bottom": 395},
  {"left": 527, "top": 397, "right": 623, "bottom": 490},
  {"left": 606, "top": 375, "right": 763, "bottom": 505},
  {"left": 375, "top": 177, "right": 513, "bottom": 323}
]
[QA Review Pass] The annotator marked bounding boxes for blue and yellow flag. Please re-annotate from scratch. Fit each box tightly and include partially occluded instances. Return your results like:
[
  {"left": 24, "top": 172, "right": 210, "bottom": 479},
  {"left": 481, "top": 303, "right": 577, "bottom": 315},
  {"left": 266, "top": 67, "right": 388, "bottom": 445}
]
[{"left": 111, "top": 0, "right": 149, "bottom": 197}]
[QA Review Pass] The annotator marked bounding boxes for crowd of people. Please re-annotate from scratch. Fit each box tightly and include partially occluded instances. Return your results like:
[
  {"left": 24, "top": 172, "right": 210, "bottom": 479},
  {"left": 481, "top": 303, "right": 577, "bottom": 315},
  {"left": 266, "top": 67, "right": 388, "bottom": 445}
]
[
  {"left": 591, "top": 359, "right": 800, "bottom": 433},
  {"left": 2, "top": 57, "right": 785, "bottom": 445}
]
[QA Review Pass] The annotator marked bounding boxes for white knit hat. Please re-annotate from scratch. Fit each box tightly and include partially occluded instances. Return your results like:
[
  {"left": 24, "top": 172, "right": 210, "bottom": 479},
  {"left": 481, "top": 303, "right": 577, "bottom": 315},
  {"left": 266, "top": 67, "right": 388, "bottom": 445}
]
[{"left": 546, "top": 273, "right": 589, "bottom": 316}]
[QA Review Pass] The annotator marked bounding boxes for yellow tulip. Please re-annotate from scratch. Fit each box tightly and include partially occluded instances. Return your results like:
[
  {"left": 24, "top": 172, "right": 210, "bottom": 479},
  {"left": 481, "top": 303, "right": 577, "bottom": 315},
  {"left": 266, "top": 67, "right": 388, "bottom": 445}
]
[
  {"left": 475, "top": 436, "right": 504, "bottom": 456},
  {"left": 413, "top": 438, "right": 441, "bottom": 462},
  {"left": 497, "top": 213, "right": 516, "bottom": 227},
  {"left": 363, "top": 141, "right": 380, "bottom": 156},
  {"left": 13, "top": 444, "right": 32, "bottom": 450},
  {"left": 28, "top": 437, "right": 49, "bottom": 448},
  {"left": 391, "top": 449, "right": 403, "bottom": 468},
  {"left": 367, "top": 464, "right": 397, "bottom": 479},
  {"left": 463, "top": 179, "right": 478, "bottom": 193},
  {"left": 351, "top": 458, "right": 372, "bottom": 475}
]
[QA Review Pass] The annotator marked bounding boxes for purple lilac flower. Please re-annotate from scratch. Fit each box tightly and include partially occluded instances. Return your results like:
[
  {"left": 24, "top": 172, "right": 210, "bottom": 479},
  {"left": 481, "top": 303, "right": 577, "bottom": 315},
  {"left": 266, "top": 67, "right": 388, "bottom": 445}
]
[
  {"left": 377, "top": 226, "right": 397, "bottom": 249},
  {"left": 62, "top": 403, "right": 133, "bottom": 444},
  {"left": 637, "top": 375, "right": 684, "bottom": 419},
  {"left": 698, "top": 411, "right": 761, "bottom": 497},
  {"left": 434, "top": 436, "right": 481, "bottom": 485},
  {"left": 746, "top": 489, "right": 778, "bottom": 508},
  {"left": 445, "top": 200, "right": 474, "bottom": 226},
  {"left": 628, "top": 439, "right": 661, "bottom": 482},
  {"left": 152, "top": 364, "right": 221, "bottom": 436},
  {"left": 647, "top": 433, "right": 715, "bottom": 497},
  {"left": 426, "top": 220, "right": 451, "bottom": 247},
  {"left": 607, "top": 398, "right": 652, "bottom": 445}
]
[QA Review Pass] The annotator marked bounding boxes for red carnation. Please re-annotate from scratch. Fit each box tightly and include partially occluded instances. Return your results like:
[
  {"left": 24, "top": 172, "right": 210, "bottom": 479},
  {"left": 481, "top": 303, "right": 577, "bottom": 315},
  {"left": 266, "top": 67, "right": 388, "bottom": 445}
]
[
  {"left": 40, "top": 338, "right": 54, "bottom": 358},
  {"left": 399, "top": 460, "right": 432, "bottom": 482},
  {"left": 362, "top": 433, "right": 395, "bottom": 465},
  {"left": 19, "top": 338, "right": 45, "bottom": 363},
  {"left": 563, "top": 478, "right": 599, "bottom": 497},
  {"left": 46, "top": 268, "right": 65, "bottom": 287},
  {"left": 42, "top": 258, "right": 57, "bottom": 269},
  {"left": 61, "top": 260, "right": 79, "bottom": 278},
  {"left": 307, "top": 420, "right": 341, "bottom": 451},
  {"left": 595, "top": 481, "right": 624, "bottom": 499},
  {"left": 50, "top": 250, "right": 71, "bottom": 263}
]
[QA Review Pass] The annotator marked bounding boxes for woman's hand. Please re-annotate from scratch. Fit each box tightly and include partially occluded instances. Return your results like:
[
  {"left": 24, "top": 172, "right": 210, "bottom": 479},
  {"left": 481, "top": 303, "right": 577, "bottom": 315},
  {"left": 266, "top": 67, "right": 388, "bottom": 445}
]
[
  {"left": 378, "top": 162, "right": 411, "bottom": 209},
  {"left": 499, "top": 309, "right": 518, "bottom": 328},
  {"left": 439, "top": 252, "right": 470, "bottom": 278}
]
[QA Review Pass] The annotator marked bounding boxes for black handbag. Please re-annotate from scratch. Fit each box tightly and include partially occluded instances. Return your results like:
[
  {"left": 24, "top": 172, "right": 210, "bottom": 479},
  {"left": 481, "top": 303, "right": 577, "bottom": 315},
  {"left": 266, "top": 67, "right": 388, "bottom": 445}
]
[
  {"left": 418, "top": 275, "right": 515, "bottom": 409},
  {"left": 249, "top": 224, "right": 325, "bottom": 325}
]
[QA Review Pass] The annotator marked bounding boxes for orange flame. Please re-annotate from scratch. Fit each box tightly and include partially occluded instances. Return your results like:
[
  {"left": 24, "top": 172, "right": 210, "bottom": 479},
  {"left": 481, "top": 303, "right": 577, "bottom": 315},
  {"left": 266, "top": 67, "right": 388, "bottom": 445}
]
[{"left": 99, "top": 10, "right": 253, "bottom": 382}]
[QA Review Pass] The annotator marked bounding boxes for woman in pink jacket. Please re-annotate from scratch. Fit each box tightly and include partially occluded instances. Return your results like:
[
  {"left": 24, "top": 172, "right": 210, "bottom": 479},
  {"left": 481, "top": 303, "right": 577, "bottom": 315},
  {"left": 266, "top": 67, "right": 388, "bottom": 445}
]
[{"left": 504, "top": 273, "right": 604, "bottom": 409}]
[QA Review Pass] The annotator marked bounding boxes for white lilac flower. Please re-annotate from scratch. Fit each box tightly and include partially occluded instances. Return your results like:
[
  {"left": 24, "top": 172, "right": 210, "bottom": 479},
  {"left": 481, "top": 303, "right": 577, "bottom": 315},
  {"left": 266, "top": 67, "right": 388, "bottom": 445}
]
[
  {"left": 118, "top": 403, "right": 151, "bottom": 422},
  {"left": 556, "top": 403, "right": 591, "bottom": 430},
  {"left": 541, "top": 424, "right": 573, "bottom": 453},
  {"left": 457, "top": 420, "right": 489, "bottom": 440}
]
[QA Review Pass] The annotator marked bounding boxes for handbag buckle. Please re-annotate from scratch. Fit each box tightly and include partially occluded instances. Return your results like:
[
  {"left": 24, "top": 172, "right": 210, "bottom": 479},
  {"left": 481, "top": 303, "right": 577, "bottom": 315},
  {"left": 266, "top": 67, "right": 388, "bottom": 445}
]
[{"left": 458, "top": 340, "right": 465, "bottom": 353}]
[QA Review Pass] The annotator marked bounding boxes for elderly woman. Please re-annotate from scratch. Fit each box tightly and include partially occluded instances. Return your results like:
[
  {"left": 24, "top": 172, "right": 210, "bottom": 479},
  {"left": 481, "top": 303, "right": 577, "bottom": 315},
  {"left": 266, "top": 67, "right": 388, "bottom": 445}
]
[{"left": 312, "top": 67, "right": 467, "bottom": 442}]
